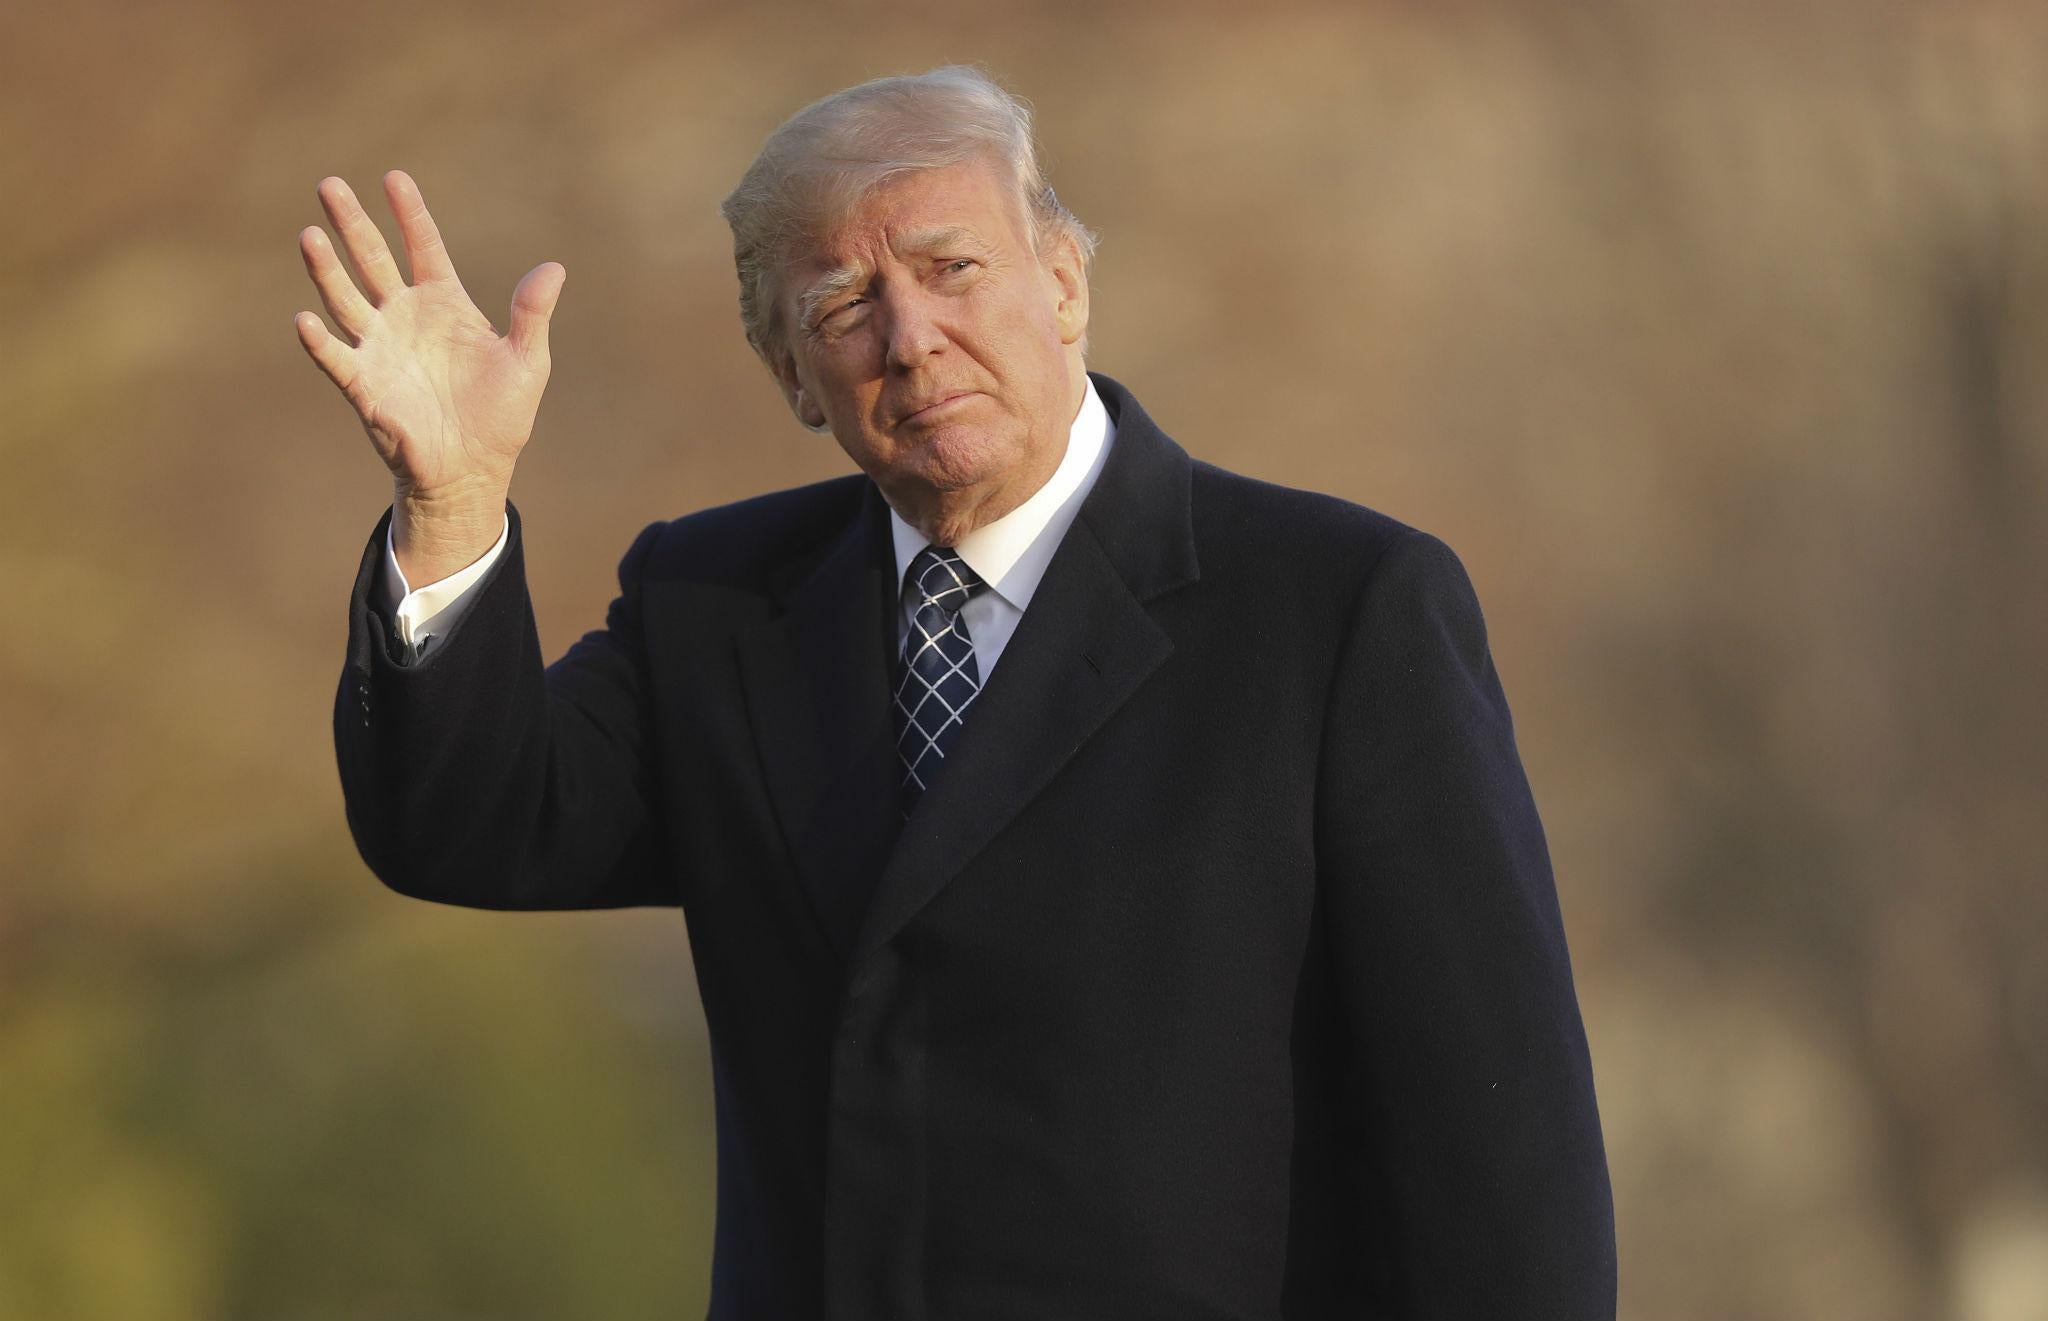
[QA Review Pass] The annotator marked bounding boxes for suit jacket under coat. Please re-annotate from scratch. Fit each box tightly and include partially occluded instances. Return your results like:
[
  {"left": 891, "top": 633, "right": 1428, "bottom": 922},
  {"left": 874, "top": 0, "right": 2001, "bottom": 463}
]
[{"left": 335, "top": 372, "right": 1616, "bottom": 1320}]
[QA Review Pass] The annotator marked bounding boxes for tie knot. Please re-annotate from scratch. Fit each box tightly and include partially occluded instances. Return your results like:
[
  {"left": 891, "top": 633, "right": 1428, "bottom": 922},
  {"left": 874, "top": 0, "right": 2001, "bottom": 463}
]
[{"left": 907, "top": 546, "right": 986, "bottom": 615}]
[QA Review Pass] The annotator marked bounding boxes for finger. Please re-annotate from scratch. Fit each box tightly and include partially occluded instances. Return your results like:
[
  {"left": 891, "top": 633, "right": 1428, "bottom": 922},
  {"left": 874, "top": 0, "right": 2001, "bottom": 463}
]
[
  {"left": 317, "top": 176, "right": 405, "bottom": 304},
  {"left": 384, "top": 169, "right": 459, "bottom": 286},
  {"left": 507, "top": 262, "right": 566, "bottom": 364},
  {"left": 298, "top": 226, "right": 374, "bottom": 341},
  {"left": 295, "top": 311, "right": 360, "bottom": 394}
]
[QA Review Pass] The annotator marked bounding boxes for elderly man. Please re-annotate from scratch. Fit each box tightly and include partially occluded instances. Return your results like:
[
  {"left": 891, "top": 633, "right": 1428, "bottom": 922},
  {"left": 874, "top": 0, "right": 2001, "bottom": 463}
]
[{"left": 298, "top": 66, "right": 1615, "bottom": 1321}]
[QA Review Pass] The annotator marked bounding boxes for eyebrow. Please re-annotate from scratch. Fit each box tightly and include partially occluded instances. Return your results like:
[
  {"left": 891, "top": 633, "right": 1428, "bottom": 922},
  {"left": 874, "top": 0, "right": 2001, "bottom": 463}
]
[
  {"left": 896, "top": 225, "right": 983, "bottom": 258},
  {"left": 798, "top": 265, "right": 867, "bottom": 332}
]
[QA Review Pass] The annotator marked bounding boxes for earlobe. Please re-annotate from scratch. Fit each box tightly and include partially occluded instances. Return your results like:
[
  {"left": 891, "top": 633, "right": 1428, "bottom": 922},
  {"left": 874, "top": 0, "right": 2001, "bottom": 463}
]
[
  {"left": 1056, "top": 290, "right": 1090, "bottom": 347},
  {"left": 1049, "top": 239, "right": 1090, "bottom": 347},
  {"left": 772, "top": 350, "right": 830, "bottom": 431}
]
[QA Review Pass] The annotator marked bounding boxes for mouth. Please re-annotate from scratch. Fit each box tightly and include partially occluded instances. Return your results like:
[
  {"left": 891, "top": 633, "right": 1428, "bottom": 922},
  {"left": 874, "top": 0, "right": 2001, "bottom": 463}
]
[{"left": 898, "top": 391, "right": 977, "bottom": 425}]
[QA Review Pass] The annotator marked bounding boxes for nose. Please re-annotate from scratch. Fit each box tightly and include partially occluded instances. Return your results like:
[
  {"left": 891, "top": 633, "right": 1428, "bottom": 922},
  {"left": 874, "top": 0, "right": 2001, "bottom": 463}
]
[{"left": 879, "top": 284, "right": 947, "bottom": 371}]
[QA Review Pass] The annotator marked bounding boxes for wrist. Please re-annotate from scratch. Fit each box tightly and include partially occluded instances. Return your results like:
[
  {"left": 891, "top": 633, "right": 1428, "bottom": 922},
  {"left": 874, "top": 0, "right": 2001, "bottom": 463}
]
[{"left": 391, "top": 476, "right": 510, "bottom": 587}]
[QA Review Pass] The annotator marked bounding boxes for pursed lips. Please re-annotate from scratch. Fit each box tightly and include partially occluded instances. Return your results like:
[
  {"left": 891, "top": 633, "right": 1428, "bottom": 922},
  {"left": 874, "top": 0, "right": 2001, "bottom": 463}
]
[{"left": 896, "top": 391, "right": 976, "bottom": 425}]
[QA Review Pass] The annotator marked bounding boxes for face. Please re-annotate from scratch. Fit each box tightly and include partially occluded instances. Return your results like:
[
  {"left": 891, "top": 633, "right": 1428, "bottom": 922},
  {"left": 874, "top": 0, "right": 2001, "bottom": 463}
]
[{"left": 772, "top": 158, "right": 1090, "bottom": 545}]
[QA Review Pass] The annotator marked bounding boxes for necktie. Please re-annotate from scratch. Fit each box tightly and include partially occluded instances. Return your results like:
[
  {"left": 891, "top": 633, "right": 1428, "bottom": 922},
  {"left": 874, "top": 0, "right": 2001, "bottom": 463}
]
[{"left": 893, "top": 545, "right": 989, "bottom": 818}]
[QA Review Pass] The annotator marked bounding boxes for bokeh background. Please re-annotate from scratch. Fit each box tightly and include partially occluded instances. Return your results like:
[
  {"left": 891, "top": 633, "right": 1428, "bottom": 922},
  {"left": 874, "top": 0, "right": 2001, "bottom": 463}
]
[{"left": 4, "top": 0, "right": 2045, "bottom": 1316}]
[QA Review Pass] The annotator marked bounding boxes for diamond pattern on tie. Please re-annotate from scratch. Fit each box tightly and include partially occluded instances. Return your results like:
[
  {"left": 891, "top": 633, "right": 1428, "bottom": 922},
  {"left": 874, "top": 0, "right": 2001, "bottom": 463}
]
[{"left": 893, "top": 545, "right": 989, "bottom": 819}]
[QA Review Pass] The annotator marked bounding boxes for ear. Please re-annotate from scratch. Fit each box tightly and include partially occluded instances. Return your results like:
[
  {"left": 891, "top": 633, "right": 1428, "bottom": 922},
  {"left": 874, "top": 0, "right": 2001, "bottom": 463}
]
[
  {"left": 1044, "top": 231, "right": 1090, "bottom": 348},
  {"left": 771, "top": 347, "right": 830, "bottom": 431}
]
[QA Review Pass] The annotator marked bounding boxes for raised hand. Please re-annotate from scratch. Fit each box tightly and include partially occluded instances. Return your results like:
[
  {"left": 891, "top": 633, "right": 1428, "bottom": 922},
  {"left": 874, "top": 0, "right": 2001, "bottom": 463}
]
[{"left": 295, "top": 170, "right": 564, "bottom": 583}]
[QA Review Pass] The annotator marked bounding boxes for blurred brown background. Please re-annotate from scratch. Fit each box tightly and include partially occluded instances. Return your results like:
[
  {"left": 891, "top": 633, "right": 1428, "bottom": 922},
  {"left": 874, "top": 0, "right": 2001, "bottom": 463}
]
[{"left": 3, "top": 0, "right": 2045, "bottom": 1316}]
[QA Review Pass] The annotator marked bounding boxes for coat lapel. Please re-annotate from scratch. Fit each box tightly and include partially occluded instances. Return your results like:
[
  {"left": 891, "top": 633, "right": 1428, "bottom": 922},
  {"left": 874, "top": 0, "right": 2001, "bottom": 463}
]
[
  {"left": 734, "top": 480, "right": 903, "bottom": 965},
  {"left": 849, "top": 373, "right": 1201, "bottom": 971}
]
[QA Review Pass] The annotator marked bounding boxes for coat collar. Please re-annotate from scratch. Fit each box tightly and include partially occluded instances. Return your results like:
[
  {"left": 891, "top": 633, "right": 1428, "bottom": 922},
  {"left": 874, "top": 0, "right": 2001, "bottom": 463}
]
[{"left": 736, "top": 371, "right": 1200, "bottom": 972}]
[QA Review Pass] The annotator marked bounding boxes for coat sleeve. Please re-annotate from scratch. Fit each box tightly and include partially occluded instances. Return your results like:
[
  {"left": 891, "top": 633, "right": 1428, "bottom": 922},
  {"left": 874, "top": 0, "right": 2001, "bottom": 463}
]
[
  {"left": 1315, "top": 527, "right": 1616, "bottom": 1318},
  {"left": 333, "top": 501, "right": 677, "bottom": 909}
]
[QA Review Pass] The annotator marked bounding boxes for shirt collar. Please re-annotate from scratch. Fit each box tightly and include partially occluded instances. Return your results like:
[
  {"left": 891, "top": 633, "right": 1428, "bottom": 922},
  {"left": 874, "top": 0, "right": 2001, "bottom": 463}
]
[{"left": 889, "top": 374, "right": 1114, "bottom": 612}]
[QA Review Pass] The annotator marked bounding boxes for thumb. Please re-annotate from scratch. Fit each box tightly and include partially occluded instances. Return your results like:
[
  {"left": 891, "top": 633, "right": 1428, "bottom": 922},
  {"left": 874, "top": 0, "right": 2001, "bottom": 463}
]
[{"left": 507, "top": 261, "right": 566, "bottom": 363}]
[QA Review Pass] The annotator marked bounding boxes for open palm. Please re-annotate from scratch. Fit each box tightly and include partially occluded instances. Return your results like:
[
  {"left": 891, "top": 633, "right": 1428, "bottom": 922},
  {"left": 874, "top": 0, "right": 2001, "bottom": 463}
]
[{"left": 295, "top": 170, "right": 564, "bottom": 498}]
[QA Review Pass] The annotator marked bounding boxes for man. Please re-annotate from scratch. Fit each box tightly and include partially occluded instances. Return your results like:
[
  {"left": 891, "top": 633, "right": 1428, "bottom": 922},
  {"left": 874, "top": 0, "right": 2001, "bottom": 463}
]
[{"left": 298, "top": 66, "right": 1615, "bottom": 1320}]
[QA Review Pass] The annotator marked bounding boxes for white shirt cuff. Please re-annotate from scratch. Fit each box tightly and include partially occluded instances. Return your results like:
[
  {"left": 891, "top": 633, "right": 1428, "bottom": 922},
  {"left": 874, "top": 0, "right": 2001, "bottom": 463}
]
[{"left": 381, "top": 512, "right": 510, "bottom": 649}]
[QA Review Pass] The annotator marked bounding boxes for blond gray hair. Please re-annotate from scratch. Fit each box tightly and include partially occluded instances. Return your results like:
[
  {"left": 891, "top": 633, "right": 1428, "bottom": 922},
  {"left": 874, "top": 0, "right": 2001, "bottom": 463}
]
[{"left": 720, "top": 65, "right": 1097, "bottom": 364}]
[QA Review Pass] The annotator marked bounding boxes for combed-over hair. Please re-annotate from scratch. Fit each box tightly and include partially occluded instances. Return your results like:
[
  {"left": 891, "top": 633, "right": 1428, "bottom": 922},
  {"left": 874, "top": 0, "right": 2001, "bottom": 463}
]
[{"left": 720, "top": 65, "right": 1097, "bottom": 363}]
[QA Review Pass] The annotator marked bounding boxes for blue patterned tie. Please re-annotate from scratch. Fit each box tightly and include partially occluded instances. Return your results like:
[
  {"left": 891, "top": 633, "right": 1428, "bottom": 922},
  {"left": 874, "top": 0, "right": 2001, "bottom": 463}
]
[{"left": 893, "top": 546, "right": 989, "bottom": 819}]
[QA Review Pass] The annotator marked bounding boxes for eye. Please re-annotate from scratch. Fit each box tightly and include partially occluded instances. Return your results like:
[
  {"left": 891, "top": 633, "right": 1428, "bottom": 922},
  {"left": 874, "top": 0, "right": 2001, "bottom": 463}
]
[{"left": 814, "top": 296, "right": 868, "bottom": 334}]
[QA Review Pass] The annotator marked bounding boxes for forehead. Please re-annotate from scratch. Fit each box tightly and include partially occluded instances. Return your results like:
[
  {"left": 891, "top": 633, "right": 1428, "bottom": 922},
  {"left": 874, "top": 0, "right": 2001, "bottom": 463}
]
[{"left": 795, "top": 158, "right": 1026, "bottom": 274}]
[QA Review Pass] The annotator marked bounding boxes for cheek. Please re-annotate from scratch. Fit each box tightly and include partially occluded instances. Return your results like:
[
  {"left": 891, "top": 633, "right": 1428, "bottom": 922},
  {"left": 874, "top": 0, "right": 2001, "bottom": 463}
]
[
  {"left": 807, "top": 343, "right": 881, "bottom": 404},
  {"left": 972, "top": 301, "right": 1061, "bottom": 382}
]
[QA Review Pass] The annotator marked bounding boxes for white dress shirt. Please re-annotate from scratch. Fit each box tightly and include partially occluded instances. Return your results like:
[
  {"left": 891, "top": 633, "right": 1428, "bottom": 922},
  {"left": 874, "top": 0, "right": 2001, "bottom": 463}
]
[
  {"left": 381, "top": 376, "right": 1116, "bottom": 678},
  {"left": 380, "top": 512, "right": 510, "bottom": 651}
]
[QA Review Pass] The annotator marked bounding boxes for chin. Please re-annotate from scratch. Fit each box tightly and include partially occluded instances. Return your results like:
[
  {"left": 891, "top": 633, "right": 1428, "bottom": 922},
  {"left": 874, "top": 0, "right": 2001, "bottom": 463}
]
[{"left": 899, "top": 423, "right": 1019, "bottom": 493}]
